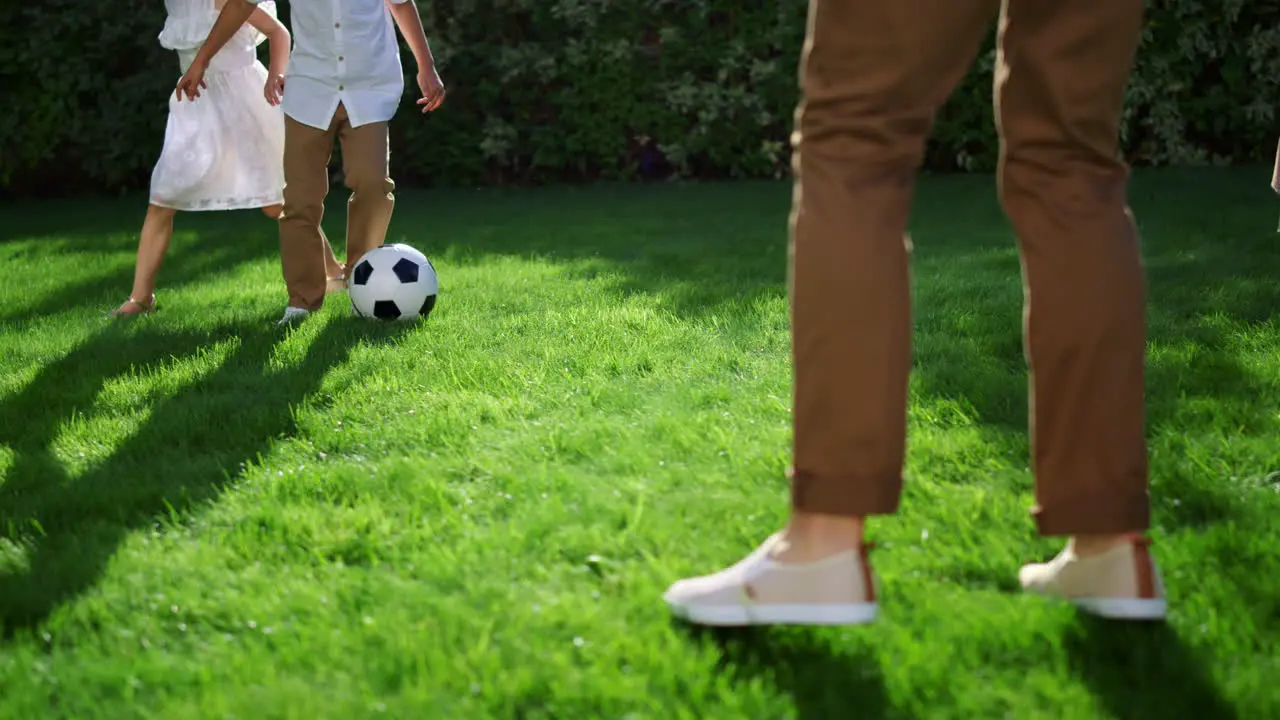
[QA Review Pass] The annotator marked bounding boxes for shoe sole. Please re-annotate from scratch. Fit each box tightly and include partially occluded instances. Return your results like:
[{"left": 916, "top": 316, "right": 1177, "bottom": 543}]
[
  {"left": 666, "top": 600, "right": 878, "bottom": 627},
  {"left": 1071, "top": 596, "right": 1167, "bottom": 621}
]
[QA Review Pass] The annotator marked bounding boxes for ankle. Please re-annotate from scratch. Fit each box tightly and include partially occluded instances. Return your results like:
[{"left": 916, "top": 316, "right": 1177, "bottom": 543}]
[
  {"left": 772, "top": 512, "right": 865, "bottom": 563},
  {"left": 1070, "top": 532, "right": 1142, "bottom": 558}
]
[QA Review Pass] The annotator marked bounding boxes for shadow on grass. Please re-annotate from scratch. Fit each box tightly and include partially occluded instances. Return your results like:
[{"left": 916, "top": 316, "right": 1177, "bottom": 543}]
[
  {"left": 398, "top": 171, "right": 1275, "bottom": 431},
  {"left": 401, "top": 181, "right": 793, "bottom": 320},
  {"left": 0, "top": 197, "right": 147, "bottom": 246},
  {"left": 910, "top": 241, "right": 1280, "bottom": 427},
  {"left": 672, "top": 618, "right": 1229, "bottom": 720},
  {"left": 907, "top": 230, "right": 1278, "bottom": 536},
  {"left": 910, "top": 173, "right": 1278, "bottom": 418},
  {"left": 682, "top": 625, "right": 912, "bottom": 720},
  {"left": 1064, "top": 617, "right": 1237, "bottom": 720},
  {"left": 0, "top": 208, "right": 281, "bottom": 328},
  {"left": 0, "top": 315, "right": 412, "bottom": 634}
]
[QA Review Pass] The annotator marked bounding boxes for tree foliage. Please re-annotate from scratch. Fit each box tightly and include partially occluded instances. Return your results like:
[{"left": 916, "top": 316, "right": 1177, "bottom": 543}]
[{"left": 2, "top": 0, "right": 1276, "bottom": 194}]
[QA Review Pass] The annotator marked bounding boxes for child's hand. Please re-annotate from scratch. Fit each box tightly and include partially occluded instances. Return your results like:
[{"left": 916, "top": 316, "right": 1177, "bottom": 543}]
[
  {"left": 175, "top": 59, "right": 209, "bottom": 101},
  {"left": 264, "top": 73, "right": 285, "bottom": 106},
  {"left": 415, "top": 67, "right": 446, "bottom": 113}
]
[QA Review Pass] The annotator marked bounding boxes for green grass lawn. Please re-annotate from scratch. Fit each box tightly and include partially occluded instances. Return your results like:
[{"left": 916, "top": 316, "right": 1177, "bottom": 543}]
[{"left": 0, "top": 168, "right": 1277, "bottom": 718}]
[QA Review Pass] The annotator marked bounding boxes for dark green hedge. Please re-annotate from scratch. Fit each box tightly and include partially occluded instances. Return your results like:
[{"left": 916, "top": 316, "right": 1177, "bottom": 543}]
[{"left": 3, "top": 0, "right": 1279, "bottom": 195}]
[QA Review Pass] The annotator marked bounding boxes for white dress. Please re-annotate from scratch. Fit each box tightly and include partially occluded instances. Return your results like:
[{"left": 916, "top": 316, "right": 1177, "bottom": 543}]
[{"left": 149, "top": 0, "right": 285, "bottom": 211}]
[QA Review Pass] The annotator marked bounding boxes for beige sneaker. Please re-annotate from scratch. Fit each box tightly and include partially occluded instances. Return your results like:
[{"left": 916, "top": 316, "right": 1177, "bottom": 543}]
[
  {"left": 663, "top": 534, "right": 878, "bottom": 627},
  {"left": 1018, "top": 538, "right": 1167, "bottom": 620}
]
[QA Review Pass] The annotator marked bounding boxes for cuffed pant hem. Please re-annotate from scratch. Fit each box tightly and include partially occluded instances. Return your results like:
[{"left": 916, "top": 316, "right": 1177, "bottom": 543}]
[
  {"left": 1032, "top": 491, "right": 1150, "bottom": 536},
  {"left": 788, "top": 467, "right": 903, "bottom": 517}
]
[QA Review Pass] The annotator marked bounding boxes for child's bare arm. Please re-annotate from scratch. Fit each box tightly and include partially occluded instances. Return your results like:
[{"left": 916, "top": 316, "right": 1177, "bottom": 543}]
[
  {"left": 247, "top": 8, "right": 289, "bottom": 105},
  {"left": 247, "top": 8, "right": 290, "bottom": 78},
  {"left": 175, "top": 0, "right": 257, "bottom": 100},
  {"left": 194, "top": 0, "right": 256, "bottom": 68},
  {"left": 386, "top": 0, "right": 434, "bottom": 72},
  {"left": 386, "top": 0, "right": 445, "bottom": 112}
]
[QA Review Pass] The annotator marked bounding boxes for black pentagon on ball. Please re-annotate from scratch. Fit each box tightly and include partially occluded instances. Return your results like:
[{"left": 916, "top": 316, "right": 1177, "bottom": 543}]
[
  {"left": 372, "top": 300, "right": 402, "bottom": 320},
  {"left": 391, "top": 258, "right": 419, "bottom": 283},
  {"left": 420, "top": 294, "right": 437, "bottom": 317},
  {"left": 352, "top": 259, "right": 375, "bottom": 286}
]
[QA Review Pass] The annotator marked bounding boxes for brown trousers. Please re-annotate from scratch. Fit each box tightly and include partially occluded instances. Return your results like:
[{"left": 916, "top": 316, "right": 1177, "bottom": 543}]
[
  {"left": 280, "top": 103, "right": 395, "bottom": 310},
  {"left": 787, "top": 0, "right": 1149, "bottom": 535}
]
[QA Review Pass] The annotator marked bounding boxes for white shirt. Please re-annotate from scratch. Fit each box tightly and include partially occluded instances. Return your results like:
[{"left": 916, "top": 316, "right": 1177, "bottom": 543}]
[{"left": 249, "top": 0, "right": 409, "bottom": 130}]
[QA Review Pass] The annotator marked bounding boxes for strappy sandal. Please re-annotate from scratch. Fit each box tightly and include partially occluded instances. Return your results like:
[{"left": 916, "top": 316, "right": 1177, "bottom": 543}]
[{"left": 109, "top": 294, "right": 157, "bottom": 317}]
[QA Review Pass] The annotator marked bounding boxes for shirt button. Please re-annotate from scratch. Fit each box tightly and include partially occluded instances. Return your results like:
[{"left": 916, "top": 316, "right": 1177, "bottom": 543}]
[
  {"left": 338, "top": 56, "right": 344, "bottom": 61},
  {"left": 334, "top": 22, "right": 340, "bottom": 28},
  {"left": 338, "top": 84, "right": 344, "bottom": 90}
]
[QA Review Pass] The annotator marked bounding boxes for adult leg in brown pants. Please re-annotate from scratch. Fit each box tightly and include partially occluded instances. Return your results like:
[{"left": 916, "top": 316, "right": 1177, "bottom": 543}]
[
  {"left": 278, "top": 103, "right": 395, "bottom": 323},
  {"left": 665, "top": 0, "right": 1165, "bottom": 626}
]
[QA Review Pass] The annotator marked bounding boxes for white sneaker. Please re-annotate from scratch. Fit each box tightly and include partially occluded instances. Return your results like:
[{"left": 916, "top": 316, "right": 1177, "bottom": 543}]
[
  {"left": 663, "top": 533, "right": 879, "bottom": 627},
  {"left": 277, "top": 307, "right": 311, "bottom": 326},
  {"left": 1019, "top": 537, "right": 1167, "bottom": 620}
]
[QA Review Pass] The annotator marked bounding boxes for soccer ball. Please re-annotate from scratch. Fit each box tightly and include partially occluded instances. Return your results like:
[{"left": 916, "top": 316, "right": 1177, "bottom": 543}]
[{"left": 348, "top": 243, "right": 439, "bottom": 321}]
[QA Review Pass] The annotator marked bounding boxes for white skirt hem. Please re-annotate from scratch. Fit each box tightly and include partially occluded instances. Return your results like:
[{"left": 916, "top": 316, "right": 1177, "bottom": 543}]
[{"left": 149, "top": 192, "right": 283, "bottom": 213}]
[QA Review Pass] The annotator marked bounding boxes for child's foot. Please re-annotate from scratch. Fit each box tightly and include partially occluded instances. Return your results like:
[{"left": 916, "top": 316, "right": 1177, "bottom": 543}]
[
  {"left": 1019, "top": 537, "right": 1166, "bottom": 620},
  {"left": 277, "top": 306, "right": 312, "bottom": 326},
  {"left": 663, "top": 533, "right": 878, "bottom": 627},
  {"left": 109, "top": 294, "right": 156, "bottom": 317},
  {"left": 325, "top": 261, "right": 347, "bottom": 294}
]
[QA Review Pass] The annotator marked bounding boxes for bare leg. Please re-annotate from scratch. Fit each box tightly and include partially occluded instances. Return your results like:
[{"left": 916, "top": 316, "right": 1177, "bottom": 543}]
[
  {"left": 772, "top": 514, "right": 866, "bottom": 563},
  {"left": 113, "top": 204, "right": 177, "bottom": 315},
  {"left": 323, "top": 238, "right": 345, "bottom": 280},
  {"left": 1272, "top": 136, "right": 1280, "bottom": 195}
]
